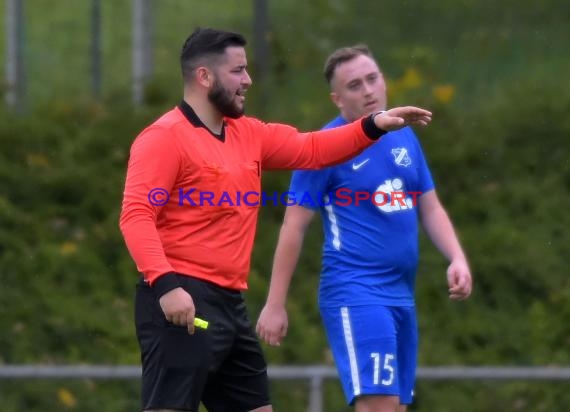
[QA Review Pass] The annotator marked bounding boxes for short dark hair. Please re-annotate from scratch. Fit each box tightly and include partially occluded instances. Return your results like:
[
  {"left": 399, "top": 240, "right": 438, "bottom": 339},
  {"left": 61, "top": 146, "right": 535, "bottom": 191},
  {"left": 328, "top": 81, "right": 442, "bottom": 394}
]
[
  {"left": 180, "top": 27, "right": 247, "bottom": 81},
  {"left": 323, "top": 44, "right": 377, "bottom": 85}
]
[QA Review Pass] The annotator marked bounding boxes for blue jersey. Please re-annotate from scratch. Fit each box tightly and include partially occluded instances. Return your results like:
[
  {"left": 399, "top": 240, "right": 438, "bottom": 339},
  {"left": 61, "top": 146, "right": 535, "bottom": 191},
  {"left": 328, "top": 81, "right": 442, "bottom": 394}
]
[{"left": 290, "top": 116, "right": 435, "bottom": 308}]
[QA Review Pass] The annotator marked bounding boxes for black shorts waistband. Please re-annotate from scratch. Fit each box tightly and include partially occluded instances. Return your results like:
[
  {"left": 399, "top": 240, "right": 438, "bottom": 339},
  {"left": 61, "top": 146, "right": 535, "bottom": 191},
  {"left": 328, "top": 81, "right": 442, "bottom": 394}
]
[{"left": 139, "top": 273, "right": 243, "bottom": 302}]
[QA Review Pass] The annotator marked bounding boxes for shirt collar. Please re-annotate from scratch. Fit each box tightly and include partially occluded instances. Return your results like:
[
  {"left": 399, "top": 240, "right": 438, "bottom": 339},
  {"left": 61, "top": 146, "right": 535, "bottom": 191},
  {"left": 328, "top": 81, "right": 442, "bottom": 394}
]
[{"left": 178, "top": 100, "right": 226, "bottom": 142}]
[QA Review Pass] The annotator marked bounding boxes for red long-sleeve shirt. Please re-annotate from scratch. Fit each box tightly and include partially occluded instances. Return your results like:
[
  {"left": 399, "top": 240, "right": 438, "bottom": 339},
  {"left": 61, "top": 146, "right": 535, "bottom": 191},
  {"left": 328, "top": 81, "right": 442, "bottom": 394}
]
[{"left": 119, "top": 102, "right": 378, "bottom": 290}]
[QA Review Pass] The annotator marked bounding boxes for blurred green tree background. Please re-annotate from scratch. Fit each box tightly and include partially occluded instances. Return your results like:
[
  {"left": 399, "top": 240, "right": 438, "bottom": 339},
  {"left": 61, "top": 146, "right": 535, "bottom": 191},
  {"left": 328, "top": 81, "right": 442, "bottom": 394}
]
[{"left": 0, "top": 0, "right": 568, "bottom": 410}]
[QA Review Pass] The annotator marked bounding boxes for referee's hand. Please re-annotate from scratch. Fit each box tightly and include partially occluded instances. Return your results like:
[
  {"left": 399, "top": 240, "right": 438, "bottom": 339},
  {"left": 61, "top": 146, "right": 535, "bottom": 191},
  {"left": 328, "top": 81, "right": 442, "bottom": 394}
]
[
  {"left": 374, "top": 106, "right": 432, "bottom": 130},
  {"left": 159, "top": 287, "right": 196, "bottom": 335}
]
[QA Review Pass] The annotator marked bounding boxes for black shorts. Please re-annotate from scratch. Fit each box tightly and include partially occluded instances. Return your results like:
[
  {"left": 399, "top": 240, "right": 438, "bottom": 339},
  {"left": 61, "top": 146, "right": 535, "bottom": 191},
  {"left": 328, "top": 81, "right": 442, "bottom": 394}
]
[{"left": 135, "top": 274, "right": 271, "bottom": 412}]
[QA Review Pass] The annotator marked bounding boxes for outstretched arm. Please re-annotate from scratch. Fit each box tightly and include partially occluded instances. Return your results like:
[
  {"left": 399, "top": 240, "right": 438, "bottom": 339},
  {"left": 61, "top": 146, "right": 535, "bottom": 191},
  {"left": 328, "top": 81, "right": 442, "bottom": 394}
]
[
  {"left": 256, "top": 205, "right": 316, "bottom": 346},
  {"left": 419, "top": 191, "right": 472, "bottom": 300},
  {"left": 261, "top": 106, "right": 432, "bottom": 170}
]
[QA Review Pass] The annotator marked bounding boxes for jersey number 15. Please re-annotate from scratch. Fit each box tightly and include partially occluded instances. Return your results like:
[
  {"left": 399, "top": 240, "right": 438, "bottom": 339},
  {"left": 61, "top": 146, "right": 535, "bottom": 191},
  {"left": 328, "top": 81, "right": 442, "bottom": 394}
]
[{"left": 370, "top": 352, "right": 395, "bottom": 385}]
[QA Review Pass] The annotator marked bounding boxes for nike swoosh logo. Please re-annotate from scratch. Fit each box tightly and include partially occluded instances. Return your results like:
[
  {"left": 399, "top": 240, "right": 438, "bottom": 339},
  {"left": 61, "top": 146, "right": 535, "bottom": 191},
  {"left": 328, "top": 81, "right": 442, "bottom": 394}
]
[{"left": 352, "top": 158, "right": 370, "bottom": 170}]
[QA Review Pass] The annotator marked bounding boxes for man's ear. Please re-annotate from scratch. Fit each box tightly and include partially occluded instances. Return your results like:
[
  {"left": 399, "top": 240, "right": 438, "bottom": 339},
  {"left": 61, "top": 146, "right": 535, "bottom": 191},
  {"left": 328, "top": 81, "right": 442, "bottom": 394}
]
[
  {"left": 330, "top": 92, "right": 343, "bottom": 110},
  {"left": 196, "top": 67, "right": 213, "bottom": 88}
]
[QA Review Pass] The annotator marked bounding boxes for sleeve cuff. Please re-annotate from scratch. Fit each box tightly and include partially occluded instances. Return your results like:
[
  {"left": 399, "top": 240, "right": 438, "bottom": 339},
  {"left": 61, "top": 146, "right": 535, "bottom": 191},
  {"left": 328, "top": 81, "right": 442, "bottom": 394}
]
[
  {"left": 361, "top": 112, "right": 388, "bottom": 140},
  {"left": 152, "top": 272, "right": 181, "bottom": 298}
]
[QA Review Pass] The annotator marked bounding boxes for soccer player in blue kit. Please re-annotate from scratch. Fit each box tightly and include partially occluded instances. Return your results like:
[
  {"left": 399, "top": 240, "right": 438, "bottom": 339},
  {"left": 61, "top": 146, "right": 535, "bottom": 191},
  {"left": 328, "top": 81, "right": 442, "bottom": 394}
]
[{"left": 256, "top": 45, "right": 472, "bottom": 411}]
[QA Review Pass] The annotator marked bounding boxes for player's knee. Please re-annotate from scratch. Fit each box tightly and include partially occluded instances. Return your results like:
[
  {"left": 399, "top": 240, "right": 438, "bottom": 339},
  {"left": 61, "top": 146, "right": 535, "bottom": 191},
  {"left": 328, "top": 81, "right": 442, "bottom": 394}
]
[
  {"left": 249, "top": 405, "right": 273, "bottom": 412},
  {"left": 355, "top": 394, "right": 400, "bottom": 412}
]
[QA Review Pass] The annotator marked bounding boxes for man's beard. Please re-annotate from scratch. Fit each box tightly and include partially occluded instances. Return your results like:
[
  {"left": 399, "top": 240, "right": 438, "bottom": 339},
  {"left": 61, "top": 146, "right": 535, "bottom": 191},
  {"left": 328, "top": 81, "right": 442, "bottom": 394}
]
[{"left": 208, "top": 79, "right": 244, "bottom": 119}]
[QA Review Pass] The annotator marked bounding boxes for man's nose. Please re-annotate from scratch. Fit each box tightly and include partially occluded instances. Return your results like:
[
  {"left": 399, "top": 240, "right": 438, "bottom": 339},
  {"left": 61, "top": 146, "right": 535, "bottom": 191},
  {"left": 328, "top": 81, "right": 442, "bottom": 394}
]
[
  {"left": 242, "top": 70, "right": 252, "bottom": 86},
  {"left": 363, "top": 82, "right": 374, "bottom": 95}
]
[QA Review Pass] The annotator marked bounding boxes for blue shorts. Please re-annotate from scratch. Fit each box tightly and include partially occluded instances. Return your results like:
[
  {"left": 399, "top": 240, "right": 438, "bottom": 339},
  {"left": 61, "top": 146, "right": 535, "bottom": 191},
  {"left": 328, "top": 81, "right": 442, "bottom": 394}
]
[{"left": 320, "top": 305, "right": 418, "bottom": 405}]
